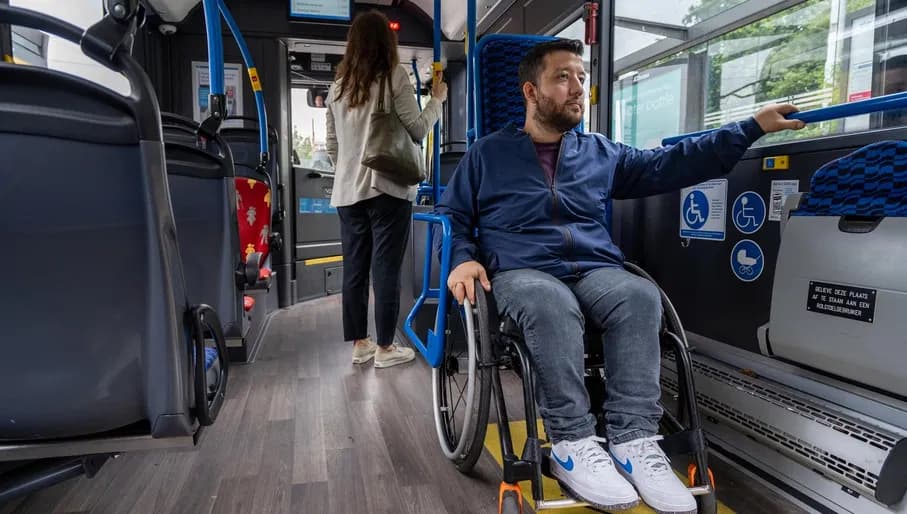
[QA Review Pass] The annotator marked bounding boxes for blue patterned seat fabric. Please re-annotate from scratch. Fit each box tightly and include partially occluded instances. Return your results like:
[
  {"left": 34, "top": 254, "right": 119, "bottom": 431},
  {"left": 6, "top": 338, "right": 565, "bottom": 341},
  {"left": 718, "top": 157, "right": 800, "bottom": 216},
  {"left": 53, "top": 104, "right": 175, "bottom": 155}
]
[
  {"left": 794, "top": 140, "right": 907, "bottom": 217},
  {"left": 476, "top": 35, "right": 555, "bottom": 137}
]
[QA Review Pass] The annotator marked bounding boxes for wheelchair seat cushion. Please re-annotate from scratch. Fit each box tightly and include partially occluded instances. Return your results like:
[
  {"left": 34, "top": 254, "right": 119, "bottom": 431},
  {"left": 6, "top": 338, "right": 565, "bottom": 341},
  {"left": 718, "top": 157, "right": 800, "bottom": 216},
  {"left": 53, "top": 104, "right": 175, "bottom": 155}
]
[{"left": 795, "top": 140, "right": 907, "bottom": 217}]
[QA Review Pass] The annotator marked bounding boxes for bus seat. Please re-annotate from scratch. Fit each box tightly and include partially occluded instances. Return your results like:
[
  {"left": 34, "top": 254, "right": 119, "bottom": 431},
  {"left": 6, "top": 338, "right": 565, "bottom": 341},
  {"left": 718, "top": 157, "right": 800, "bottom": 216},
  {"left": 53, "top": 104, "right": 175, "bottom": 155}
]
[
  {"left": 0, "top": 5, "right": 226, "bottom": 442},
  {"left": 162, "top": 126, "right": 244, "bottom": 340},
  {"left": 220, "top": 122, "right": 281, "bottom": 290},
  {"left": 765, "top": 140, "right": 907, "bottom": 397},
  {"left": 476, "top": 34, "right": 556, "bottom": 138}
]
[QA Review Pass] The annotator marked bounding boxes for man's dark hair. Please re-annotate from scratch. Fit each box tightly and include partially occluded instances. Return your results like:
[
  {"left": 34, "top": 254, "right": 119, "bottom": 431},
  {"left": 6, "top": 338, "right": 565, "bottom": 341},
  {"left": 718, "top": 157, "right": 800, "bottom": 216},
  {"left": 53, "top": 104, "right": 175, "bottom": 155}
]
[{"left": 518, "top": 39, "right": 584, "bottom": 87}]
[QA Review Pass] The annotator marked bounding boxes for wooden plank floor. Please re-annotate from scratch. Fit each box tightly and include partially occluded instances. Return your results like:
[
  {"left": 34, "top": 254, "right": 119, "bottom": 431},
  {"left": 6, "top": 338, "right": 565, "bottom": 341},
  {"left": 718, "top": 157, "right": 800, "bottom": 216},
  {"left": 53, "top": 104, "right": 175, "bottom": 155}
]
[
  {"left": 0, "top": 296, "right": 503, "bottom": 514},
  {"left": 1, "top": 295, "right": 809, "bottom": 514}
]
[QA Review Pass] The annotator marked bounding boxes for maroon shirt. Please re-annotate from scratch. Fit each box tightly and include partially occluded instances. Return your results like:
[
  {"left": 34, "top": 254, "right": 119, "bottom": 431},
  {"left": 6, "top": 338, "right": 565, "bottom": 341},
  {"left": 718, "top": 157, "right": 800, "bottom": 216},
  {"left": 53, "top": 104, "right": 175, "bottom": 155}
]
[{"left": 534, "top": 140, "right": 560, "bottom": 185}]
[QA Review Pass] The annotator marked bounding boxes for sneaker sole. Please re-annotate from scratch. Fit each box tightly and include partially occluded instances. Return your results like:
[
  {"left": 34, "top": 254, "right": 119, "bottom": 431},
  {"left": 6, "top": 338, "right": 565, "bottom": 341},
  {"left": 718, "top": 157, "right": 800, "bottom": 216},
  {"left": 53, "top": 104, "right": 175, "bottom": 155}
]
[
  {"left": 551, "top": 466, "right": 640, "bottom": 512},
  {"left": 352, "top": 354, "right": 375, "bottom": 364},
  {"left": 612, "top": 465, "right": 696, "bottom": 514},
  {"left": 373, "top": 354, "right": 416, "bottom": 368},
  {"left": 555, "top": 479, "right": 640, "bottom": 512}
]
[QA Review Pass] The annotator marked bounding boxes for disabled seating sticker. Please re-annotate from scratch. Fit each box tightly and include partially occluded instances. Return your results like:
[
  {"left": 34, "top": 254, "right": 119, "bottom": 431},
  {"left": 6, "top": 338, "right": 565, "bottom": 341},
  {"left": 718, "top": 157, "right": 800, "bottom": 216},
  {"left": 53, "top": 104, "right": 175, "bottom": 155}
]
[
  {"left": 299, "top": 197, "right": 337, "bottom": 214},
  {"left": 732, "top": 191, "right": 766, "bottom": 234},
  {"left": 680, "top": 179, "right": 726, "bottom": 241},
  {"left": 807, "top": 281, "right": 876, "bottom": 323}
]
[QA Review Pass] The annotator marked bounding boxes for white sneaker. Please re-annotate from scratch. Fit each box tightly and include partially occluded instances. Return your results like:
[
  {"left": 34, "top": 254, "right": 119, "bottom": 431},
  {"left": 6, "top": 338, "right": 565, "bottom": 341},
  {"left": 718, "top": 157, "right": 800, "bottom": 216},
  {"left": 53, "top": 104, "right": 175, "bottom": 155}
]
[
  {"left": 609, "top": 435, "right": 697, "bottom": 514},
  {"left": 352, "top": 339, "right": 377, "bottom": 364},
  {"left": 549, "top": 435, "right": 640, "bottom": 511},
  {"left": 374, "top": 344, "right": 416, "bottom": 368}
]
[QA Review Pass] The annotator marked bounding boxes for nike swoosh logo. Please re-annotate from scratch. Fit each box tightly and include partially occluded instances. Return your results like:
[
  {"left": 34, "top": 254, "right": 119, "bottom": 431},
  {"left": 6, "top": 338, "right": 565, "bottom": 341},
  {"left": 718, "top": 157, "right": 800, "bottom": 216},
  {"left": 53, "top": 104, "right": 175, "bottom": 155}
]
[
  {"left": 617, "top": 457, "right": 633, "bottom": 474},
  {"left": 552, "top": 451, "right": 574, "bottom": 471}
]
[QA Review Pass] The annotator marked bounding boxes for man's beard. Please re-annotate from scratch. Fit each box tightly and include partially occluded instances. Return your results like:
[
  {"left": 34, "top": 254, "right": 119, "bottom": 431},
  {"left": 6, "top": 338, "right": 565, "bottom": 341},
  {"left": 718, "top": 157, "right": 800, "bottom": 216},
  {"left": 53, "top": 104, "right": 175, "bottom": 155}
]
[{"left": 534, "top": 92, "right": 582, "bottom": 133}]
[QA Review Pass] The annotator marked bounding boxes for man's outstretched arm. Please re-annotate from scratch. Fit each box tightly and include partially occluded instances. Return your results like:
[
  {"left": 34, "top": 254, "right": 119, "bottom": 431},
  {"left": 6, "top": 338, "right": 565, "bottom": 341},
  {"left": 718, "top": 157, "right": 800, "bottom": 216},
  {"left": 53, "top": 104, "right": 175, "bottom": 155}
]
[{"left": 612, "top": 103, "right": 805, "bottom": 199}]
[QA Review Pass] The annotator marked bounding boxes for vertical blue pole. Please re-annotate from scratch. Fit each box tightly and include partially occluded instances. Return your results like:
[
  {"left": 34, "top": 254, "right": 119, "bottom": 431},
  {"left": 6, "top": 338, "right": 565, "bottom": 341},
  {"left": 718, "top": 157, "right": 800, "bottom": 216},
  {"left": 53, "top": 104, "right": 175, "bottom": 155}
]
[
  {"left": 466, "top": 0, "right": 476, "bottom": 148},
  {"left": 432, "top": 0, "right": 442, "bottom": 205},
  {"left": 202, "top": 0, "right": 224, "bottom": 95}
]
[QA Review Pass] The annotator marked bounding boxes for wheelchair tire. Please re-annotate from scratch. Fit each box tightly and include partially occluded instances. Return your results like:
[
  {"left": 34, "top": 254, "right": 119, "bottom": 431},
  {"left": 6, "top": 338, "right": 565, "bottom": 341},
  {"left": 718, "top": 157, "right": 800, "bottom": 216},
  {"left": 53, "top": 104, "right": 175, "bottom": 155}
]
[
  {"left": 432, "top": 283, "right": 493, "bottom": 473},
  {"left": 697, "top": 491, "right": 718, "bottom": 514}
]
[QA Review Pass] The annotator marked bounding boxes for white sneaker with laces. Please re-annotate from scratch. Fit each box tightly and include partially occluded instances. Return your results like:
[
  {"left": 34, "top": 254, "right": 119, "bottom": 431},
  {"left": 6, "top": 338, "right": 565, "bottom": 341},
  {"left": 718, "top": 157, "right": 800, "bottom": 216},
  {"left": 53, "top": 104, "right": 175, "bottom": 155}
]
[
  {"left": 609, "top": 435, "right": 697, "bottom": 514},
  {"left": 549, "top": 435, "right": 640, "bottom": 511},
  {"left": 374, "top": 344, "right": 416, "bottom": 368},
  {"left": 351, "top": 338, "right": 377, "bottom": 364}
]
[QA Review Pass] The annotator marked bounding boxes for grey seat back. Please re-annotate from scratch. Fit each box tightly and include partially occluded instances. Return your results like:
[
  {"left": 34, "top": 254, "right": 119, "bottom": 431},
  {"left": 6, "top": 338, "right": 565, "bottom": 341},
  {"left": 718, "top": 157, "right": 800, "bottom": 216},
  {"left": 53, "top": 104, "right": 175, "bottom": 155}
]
[
  {"left": 162, "top": 116, "right": 242, "bottom": 337},
  {"left": 0, "top": 6, "right": 199, "bottom": 440},
  {"left": 768, "top": 140, "right": 907, "bottom": 397}
]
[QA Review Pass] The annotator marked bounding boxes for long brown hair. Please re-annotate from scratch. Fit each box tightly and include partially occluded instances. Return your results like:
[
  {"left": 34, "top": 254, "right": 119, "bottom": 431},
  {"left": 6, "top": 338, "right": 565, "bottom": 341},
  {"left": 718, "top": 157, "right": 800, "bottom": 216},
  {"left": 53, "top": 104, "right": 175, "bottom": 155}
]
[{"left": 335, "top": 10, "right": 399, "bottom": 108}]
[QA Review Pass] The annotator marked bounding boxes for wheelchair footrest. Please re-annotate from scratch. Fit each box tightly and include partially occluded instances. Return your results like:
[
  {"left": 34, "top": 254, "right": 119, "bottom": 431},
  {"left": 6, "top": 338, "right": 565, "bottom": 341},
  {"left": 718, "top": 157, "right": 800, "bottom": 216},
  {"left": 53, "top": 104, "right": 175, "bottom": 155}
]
[{"left": 502, "top": 455, "right": 536, "bottom": 484}]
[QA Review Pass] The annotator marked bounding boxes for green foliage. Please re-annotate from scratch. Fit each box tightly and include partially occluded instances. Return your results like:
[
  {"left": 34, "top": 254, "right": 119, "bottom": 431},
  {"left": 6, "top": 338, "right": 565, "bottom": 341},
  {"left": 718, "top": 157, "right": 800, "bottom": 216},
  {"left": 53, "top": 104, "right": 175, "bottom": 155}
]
[{"left": 292, "top": 127, "right": 313, "bottom": 161}]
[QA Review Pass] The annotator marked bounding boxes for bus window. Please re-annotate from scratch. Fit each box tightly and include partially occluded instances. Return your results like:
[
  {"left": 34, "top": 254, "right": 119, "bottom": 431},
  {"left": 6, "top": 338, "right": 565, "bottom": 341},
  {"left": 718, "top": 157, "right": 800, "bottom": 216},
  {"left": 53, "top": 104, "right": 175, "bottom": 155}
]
[
  {"left": 614, "top": 0, "right": 907, "bottom": 148},
  {"left": 9, "top": 0, "right": 131, "bottom": 95},
  {"left": 291, "top": 87, "right": 334, "bottom": 173}
]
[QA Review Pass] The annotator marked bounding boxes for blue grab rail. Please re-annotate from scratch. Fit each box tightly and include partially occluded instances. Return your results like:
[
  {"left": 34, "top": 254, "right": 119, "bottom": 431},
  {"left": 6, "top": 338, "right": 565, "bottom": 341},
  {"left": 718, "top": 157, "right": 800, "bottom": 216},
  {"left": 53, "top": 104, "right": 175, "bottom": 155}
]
[
  {"left": 218, "top": 0, "right": 269, "bottom": 164},
  {"left": 661, "top": 91, "right": 907, "bottom": 146},
  {"left": 202, "top": 0, "right": 223, "bottom": 95},
  {"left": 403, "top": 213, "right": 452, "bottom": 368}
]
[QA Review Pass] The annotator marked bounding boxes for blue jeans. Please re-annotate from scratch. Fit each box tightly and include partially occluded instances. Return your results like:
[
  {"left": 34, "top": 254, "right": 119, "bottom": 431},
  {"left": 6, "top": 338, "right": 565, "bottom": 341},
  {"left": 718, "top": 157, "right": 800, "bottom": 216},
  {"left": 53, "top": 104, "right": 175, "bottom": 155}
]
[{"left": 492, "top": 267, "right": 663, "bottom": 444}]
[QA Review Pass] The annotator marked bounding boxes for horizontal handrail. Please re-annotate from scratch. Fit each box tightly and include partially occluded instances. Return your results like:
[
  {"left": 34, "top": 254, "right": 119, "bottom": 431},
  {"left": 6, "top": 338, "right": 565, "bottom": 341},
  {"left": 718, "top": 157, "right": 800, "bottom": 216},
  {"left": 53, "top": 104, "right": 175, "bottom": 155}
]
[{"left": 661, "top": 91, "right": 907, "bottom": 146}]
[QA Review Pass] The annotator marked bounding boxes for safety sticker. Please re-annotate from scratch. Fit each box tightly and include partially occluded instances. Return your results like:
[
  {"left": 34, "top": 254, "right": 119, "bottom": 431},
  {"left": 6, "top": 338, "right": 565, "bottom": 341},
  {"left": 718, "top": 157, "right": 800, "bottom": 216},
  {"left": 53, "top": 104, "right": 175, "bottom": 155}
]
[
  {"left": 680, "top": 179, "right": 727, "bottom": 241},
  {"left": 730, "top": 239, "right": 764, "bottom": 282},
  {"left": 732, "top": 191, "right": 766, "bottom": 234}
]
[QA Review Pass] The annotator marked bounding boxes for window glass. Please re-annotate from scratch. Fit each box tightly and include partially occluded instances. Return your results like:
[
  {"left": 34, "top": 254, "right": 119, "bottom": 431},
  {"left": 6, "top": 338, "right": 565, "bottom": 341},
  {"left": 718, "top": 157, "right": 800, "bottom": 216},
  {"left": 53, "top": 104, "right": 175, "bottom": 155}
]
[
  {"left": 291, "top": 88, "right": 333, "bottom": 172},
  {"left": 10, "top": 0, "right": 131, "bottom": 95},
  {"left": 614, "top": 0, "right": 907, "bottom": 148}
]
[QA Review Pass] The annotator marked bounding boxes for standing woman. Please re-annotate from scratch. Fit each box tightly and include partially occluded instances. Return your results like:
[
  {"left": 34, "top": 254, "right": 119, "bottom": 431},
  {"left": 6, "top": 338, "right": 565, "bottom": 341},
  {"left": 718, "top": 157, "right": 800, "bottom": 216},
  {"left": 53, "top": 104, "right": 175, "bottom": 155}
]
[{"left": 326, "top": 10, "right": 448, "bottom": 368}]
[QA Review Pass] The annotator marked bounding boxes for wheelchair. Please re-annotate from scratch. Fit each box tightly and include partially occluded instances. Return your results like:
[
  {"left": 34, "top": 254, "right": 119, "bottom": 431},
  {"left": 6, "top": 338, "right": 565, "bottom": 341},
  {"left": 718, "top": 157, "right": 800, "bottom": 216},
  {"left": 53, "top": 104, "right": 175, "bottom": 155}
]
[
  {"left": 404, "top": 32, "right": 716, "bottom": 513},
  {"left": 418, "top": 259, "right": 717, "bottom": 513}
]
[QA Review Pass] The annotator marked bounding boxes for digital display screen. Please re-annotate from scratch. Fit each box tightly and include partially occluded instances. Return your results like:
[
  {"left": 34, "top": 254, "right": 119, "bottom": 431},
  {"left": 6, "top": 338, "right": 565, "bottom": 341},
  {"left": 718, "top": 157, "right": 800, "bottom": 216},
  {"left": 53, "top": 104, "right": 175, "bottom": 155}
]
[{"left": 290, "top": 0, "right": 352, "bottom": 21}]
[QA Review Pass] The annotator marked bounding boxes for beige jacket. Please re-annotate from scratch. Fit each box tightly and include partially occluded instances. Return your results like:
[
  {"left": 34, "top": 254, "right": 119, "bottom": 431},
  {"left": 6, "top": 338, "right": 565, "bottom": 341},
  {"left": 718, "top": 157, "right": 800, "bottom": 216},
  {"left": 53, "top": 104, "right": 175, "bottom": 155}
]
[{"left": 326, "top": 64, "right": 442, "bottom": 207}]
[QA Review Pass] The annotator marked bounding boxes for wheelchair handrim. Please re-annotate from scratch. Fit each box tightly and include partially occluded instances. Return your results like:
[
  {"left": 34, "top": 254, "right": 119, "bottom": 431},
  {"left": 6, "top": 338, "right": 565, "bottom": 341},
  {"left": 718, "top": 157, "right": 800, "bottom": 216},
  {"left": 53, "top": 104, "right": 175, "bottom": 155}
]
[{"left": 432, "top": 299, "right": 478, "bottom": 461}]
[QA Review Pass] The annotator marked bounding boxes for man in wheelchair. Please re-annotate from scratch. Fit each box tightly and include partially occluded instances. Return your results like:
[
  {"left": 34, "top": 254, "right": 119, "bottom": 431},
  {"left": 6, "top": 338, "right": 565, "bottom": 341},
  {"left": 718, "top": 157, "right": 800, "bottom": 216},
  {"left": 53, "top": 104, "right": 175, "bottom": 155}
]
[{"left": 436, "top": 39, "right": 804, "bottom": 513}]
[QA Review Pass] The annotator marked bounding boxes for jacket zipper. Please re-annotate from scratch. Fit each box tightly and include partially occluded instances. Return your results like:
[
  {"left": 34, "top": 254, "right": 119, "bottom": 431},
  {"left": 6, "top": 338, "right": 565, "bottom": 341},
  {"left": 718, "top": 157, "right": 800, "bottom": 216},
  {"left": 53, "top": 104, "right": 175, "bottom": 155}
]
[{"left": 539, "top": 137, "right": 578, "bottom": 274}]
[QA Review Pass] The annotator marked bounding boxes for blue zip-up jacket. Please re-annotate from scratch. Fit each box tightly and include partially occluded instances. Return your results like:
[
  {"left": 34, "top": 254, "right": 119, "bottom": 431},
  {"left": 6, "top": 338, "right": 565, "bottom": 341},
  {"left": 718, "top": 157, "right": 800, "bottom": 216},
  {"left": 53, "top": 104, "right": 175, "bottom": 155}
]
[{"left": 435, "top": 118, "right": 765, "bottom": 280}]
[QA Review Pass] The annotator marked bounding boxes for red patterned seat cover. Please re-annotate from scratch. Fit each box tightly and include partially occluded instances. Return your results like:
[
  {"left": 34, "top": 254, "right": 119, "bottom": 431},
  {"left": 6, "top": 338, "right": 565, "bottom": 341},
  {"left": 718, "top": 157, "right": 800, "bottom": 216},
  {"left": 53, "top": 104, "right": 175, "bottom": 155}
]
[{"left": 235, "top": 177, "right": 271, "bottom": 265}]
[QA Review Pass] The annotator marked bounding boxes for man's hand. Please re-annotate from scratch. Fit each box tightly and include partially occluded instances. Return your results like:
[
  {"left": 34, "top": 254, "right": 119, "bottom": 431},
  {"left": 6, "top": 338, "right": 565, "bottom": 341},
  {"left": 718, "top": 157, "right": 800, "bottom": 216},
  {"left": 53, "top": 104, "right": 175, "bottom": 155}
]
[
  {"left": 447, "top": 260, "right": 491, "bottom": 305},
  {"left": 754, "top": 103, "right": 807, "bottom": 133}
]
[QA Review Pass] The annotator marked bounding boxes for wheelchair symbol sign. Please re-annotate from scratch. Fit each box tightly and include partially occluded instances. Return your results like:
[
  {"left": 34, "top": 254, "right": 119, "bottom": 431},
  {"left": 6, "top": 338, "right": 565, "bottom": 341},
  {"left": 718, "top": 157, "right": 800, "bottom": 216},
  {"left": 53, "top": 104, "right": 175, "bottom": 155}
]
[
  {"left": 679, "top": 179, "right": 726, "bottom": 241},
  {"left": 730, "top": 239, "right": 764, "bottom": 282},
  {"left": 732, "top": 191, "right": 766, "bottom": 234},
  {"left": 683, "top": 190, "right": 709, "bottom": 230}
]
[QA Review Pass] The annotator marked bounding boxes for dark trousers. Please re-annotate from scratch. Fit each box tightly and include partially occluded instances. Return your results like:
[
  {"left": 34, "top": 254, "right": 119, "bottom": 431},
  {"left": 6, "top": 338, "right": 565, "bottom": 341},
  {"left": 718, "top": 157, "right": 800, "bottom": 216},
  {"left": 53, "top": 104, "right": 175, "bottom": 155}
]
[{"left": 337, "top": 194, "right": 412, "bottom": 347}]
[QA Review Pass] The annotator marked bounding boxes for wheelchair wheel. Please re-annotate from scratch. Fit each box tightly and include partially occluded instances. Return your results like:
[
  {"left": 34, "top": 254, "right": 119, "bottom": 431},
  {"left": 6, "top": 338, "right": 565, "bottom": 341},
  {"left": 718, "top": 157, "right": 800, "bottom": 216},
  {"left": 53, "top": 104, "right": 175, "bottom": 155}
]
[{"left": 432, "top": 283, "right": 493, "bottom": 473}]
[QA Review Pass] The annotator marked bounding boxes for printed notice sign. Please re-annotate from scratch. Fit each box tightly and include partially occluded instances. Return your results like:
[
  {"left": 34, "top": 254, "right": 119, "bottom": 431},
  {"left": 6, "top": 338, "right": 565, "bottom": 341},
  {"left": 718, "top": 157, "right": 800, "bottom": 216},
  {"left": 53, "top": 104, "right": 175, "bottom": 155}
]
[
  {"left": 290, "top": 0, "right": 351, "bottom": 21},
  {"left": 769, "top": 180, "right": 800, "bottom": 222},
  {"left": 806, "top": 281, "right": 876, "bottom": 323},
  {"left": 679, "top": 179, "right": 727, "bottom": 241}
]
